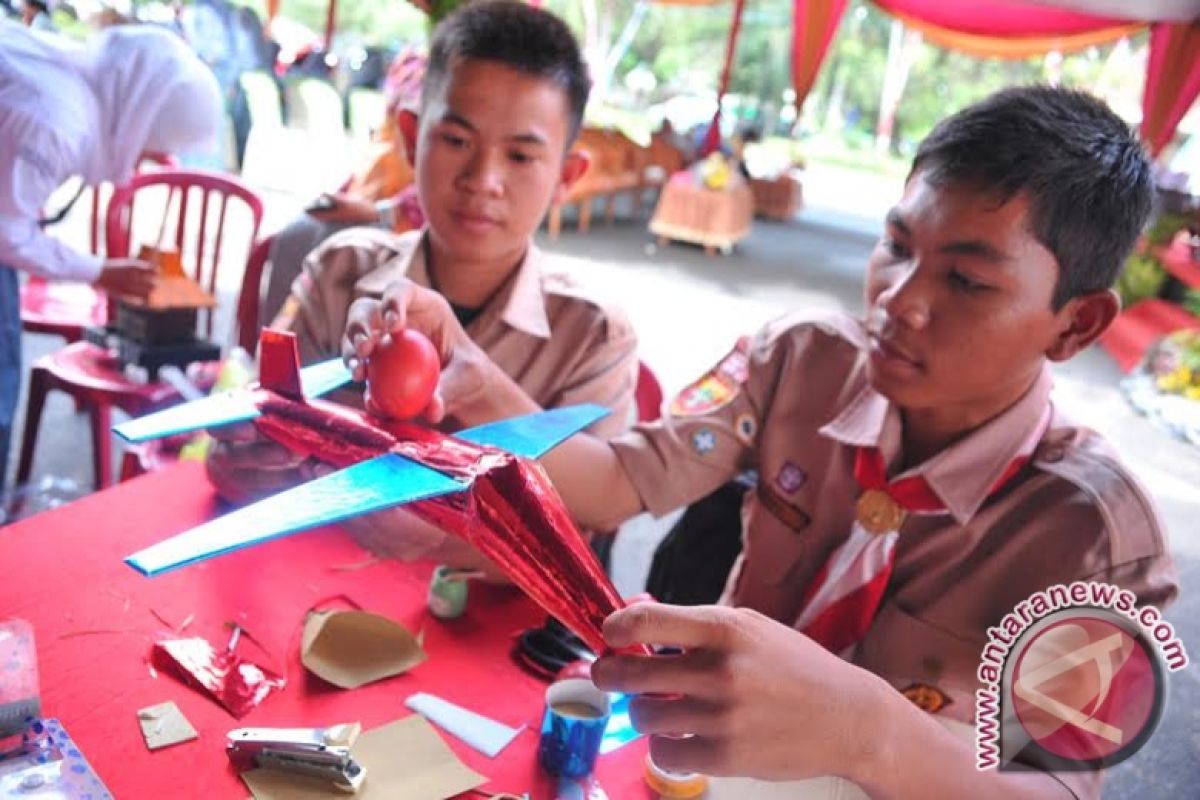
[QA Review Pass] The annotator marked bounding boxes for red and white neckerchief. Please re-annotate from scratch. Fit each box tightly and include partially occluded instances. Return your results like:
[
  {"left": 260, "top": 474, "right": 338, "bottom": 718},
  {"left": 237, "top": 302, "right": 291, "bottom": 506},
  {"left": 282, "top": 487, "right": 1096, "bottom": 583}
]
[{"left": 795, "top": 408, "right": 1051, "bottom": 657}]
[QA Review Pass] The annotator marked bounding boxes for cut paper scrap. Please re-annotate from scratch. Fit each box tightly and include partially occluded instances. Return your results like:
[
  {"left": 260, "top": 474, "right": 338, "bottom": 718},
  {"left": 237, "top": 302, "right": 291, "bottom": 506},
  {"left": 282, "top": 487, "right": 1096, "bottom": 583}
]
[
  {"left": 405, "top": 691, "right": 524, "bottom": 758},
  {"left": 301, "top": 609, "right": 426, "bottom": 689},
  {"left": 242, "top": 715, "right": 485, "bottom": 800},
  {"left": 137, "top": 701, "right": 197, "bottom": 750},
  {"left": 151, "top": 637, "right": 285, "bottom": 718}
]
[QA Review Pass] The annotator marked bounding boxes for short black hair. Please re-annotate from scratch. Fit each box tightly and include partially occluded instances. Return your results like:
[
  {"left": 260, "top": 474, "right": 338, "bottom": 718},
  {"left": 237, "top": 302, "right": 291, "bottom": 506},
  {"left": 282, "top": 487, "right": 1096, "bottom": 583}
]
[
  {"left": 423, "top": 0, "right": 591, "bottom": 142},
  {"left": 911, "top": 85, "right": 1153, "bottom": 310}
]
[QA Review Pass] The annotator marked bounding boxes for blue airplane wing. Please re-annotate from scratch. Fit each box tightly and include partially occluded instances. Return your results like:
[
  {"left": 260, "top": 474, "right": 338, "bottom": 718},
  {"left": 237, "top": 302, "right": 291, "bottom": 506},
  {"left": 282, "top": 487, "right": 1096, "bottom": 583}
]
[
  {"left": 113, "top": 391, "right": 262, "bottom": 444},
  {"left": 125, "top": 453, "right": 466, "bottom": 576},
  {"left": 299, "top": 357, "right": 354, "bottom": 398},
  {"left": 112, "top": 358, "right": 353, "bottom": 444},
  {"left": 454, "top": 403, "right": 610, "bottom": 460}
]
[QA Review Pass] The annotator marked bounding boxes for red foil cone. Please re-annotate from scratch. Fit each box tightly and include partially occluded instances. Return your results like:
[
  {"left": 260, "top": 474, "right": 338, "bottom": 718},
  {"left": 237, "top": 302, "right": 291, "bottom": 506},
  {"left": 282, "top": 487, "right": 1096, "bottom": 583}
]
[{"left": 152, "top": 637, "right": 285, "bottom": 718}]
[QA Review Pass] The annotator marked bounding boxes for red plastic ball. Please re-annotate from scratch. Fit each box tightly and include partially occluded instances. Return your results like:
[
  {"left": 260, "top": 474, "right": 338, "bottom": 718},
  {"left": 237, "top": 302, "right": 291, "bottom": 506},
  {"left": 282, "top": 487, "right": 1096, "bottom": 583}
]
[{"left": 365, "top": 329, "right": 440, "bottom": 420}]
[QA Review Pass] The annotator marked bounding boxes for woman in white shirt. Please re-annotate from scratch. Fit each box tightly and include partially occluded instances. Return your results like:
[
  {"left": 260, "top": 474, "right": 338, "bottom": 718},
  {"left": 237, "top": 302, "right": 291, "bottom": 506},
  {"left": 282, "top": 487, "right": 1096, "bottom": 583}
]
[{"left": 0, "top": 22, "right": 223, "bottom": 489}]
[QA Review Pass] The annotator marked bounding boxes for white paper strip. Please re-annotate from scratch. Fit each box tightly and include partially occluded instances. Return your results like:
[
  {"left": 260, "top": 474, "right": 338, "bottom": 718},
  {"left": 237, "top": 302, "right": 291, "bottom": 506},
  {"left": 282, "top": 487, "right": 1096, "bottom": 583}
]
[{"left": 405, "top": 692, "right": 524, "bottom": 758}]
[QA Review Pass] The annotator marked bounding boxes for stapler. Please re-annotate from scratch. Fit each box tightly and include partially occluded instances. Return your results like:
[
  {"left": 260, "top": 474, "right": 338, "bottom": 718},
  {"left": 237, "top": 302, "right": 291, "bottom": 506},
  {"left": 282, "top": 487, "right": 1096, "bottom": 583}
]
[{"left": 226, "top": 722, "right": 366, "bottom": 793}]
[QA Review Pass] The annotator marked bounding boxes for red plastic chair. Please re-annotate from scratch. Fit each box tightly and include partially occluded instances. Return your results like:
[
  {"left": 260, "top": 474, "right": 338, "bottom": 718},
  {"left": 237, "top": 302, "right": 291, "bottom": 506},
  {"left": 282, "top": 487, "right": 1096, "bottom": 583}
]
[
  {"left": 20, "top": 155, "right": 177, "bottom": 344},
  {"left": 635, "top": 361, "right": 664, "bottom": 422},
  {"left": 16, "top": 170, "right": 265, "bottom": 490}
]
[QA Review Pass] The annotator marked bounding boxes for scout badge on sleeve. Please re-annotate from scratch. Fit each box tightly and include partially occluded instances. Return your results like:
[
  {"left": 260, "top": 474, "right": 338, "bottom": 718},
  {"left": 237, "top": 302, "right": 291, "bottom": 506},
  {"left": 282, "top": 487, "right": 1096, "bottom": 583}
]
[{"left": 669, "top": 336, "right": 751, "bottom": 417}]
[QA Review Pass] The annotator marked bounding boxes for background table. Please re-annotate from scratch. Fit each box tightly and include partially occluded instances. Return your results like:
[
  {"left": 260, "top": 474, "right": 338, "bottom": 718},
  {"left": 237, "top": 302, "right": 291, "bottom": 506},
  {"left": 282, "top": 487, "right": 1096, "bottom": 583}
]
[
  {"left": 649, "top": 171, "right": 754, "bottom": 255},
  {"left": 0, "top": 461, "right": 647, "bottom": 799}
]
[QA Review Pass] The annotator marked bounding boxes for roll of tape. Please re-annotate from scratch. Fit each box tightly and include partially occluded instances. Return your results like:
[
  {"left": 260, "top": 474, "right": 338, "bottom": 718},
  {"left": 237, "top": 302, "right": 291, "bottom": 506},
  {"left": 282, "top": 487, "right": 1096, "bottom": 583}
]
[{"left": 644, "top": 753, "right": 708, "bottom": 798}]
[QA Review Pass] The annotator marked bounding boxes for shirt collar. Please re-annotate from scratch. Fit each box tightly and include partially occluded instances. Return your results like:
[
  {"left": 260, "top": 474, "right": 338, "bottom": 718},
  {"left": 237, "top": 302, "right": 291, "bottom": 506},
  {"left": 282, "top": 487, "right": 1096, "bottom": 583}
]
[
  {"left": 402, "top": 230, "right": 551, "bottom": 339},
  {"left": 820, "top": 366, "right": 1054, "bottom": 525}
]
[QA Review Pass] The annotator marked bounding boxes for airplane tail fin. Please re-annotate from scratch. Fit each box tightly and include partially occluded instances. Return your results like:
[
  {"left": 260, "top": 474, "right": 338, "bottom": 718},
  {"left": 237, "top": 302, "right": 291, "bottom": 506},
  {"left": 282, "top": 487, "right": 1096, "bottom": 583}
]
[{"left": 258, "top": 329, "right": 305, "bottom": 400}]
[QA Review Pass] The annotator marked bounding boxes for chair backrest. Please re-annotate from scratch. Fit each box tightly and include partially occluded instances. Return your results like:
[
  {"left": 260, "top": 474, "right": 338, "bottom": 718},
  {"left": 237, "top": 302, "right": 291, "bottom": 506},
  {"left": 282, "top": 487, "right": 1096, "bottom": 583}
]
[
  {"left": 635, "top": 361, "right": 664, "bottom": 423},
  {"left": 347, "top": 87, "right": 387, "bottom": 142},
  {"left": 285, "top": 77, "right": 345, "bottom": 139},
  {"left": 240, "top": 70, "right": 284, "bottom": 129},
  {"left": 234, "top": 235, "right": 272, "bottom": 354},
  {"left": 105, "top": 169, "right": 265, "bottom": 340}
]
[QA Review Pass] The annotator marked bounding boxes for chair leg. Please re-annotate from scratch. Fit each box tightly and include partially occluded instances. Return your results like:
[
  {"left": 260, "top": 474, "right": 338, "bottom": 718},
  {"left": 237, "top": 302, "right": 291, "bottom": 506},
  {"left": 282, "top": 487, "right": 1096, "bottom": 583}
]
[
  {"left": 89, "top": 404, "right": 112, "bottom": 490},
  {"left": 548, "top": 204, "right": 562, "bottom": 240},
  {"left": 604, "top": 194, "right": 617, "bottom": 226},
  {"left": 15, "top": 366, "right": 50, "bottom": 486}
]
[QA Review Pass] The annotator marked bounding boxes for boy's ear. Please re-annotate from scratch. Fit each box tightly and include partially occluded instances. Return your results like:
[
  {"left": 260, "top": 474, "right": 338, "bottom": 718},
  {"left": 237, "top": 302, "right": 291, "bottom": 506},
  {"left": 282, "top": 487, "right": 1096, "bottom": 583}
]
[
  {"left": 553, "top": 149, "right": 590, "bottom": 205},
  {"left": 398, "top": 109, "right": 420, "bottom": 164},
  {"left": 1045, "top": 288, "right": 1120, "bottom": 362}
]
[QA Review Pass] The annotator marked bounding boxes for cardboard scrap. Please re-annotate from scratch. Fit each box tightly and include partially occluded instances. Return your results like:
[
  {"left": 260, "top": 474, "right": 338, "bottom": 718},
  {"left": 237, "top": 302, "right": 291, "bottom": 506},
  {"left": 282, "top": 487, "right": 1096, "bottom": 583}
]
[
  {"left": 137, "top": 701, "right": 197, "bottom": 750},
  {"left": 242, "top": 715, "right": 486, "bottom": 800},
  {"left": 301, "top": 609, "right": 426, "bottom": 689}
]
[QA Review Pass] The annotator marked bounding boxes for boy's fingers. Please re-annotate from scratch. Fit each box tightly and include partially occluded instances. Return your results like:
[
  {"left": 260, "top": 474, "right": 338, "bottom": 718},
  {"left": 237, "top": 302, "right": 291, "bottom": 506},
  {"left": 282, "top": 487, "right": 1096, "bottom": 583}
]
[
  {"left": 649, "top": 735, "right": 724, "bottom": 777},
  {"left": 603, "top": 603, "right": 740, "bottom": 651},
  {"left": 627, "top": 695, "right": 721, "bottom": 738},
  {"left": 590, "top": 649, "right": 713, "bottom": 697}
]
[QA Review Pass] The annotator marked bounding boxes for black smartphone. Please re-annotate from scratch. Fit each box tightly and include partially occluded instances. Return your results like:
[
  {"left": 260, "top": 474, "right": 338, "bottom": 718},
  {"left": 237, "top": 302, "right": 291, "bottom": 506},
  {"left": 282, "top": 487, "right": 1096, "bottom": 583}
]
[{"left": 305, "top": 194, "right": 337, "bottom": 214}]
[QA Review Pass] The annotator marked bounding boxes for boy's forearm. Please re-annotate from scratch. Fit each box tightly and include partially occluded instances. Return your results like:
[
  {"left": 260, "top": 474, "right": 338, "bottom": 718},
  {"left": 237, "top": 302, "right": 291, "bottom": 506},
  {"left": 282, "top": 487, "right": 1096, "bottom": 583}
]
[
  {"left": 856, "top": 689, "right": 1075, "bottom": 800},
  {"left": 461, "top": 360, "right": 644, "bottom": 532}
]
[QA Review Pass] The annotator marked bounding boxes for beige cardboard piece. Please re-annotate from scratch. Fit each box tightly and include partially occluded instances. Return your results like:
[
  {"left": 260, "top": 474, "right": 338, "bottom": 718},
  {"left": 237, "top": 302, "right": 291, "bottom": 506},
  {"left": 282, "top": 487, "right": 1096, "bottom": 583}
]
[
  {"left": 301, "top": 609, "right": 426, "bottom": 689},
  {"left": 242, "top": 715, "right": 486, "bottom": 800},
  {"left": 136, "top": 701, "right": 198, "bottom": 750}
]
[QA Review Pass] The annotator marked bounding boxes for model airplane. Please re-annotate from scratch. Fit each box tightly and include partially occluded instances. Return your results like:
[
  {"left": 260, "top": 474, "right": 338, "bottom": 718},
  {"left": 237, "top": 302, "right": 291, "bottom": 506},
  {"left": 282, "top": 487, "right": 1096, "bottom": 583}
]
[{"left": 116, "top": 329, "right": 609, "bottom": 578}]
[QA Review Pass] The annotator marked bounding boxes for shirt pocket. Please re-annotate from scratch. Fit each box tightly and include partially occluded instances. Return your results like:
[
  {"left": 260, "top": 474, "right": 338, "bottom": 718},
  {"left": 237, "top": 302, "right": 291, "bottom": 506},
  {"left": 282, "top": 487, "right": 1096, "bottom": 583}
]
[
  {"left": 738, "top": 491, "right": 822, "bottom": 587},
  {"left": 854, "top": 602, "right": 984, "bottom": 723}
]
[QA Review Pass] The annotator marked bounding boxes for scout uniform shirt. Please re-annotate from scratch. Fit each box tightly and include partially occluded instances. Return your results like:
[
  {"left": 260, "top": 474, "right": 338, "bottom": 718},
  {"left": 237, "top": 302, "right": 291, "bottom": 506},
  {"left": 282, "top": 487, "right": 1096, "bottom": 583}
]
[
  {"left": 272, "top": 227, "right": 638, "bottom": 439},
  {"left": 611, "top": 310, "right": 1178, "bottom": 797}
]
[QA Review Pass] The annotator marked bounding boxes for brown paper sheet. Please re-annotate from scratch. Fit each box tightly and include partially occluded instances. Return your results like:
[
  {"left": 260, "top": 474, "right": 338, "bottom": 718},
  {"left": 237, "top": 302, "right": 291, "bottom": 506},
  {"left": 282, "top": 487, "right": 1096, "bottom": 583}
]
[
  {"left": 242, "top": 715, "right": 486, "bottom": 800},
  {"left": 300, "top": 609, "right": 426, "bottom": 689}
]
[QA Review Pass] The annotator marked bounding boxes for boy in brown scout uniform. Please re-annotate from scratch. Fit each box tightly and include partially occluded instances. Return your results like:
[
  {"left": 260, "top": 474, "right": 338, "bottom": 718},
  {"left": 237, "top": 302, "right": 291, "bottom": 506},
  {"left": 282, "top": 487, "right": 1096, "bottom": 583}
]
[
  {"left": 207, "top": 1, "right": 637, "bottom": 566},
  {"left": 344, "top": 86, "right": 1178, "bottom": 797}
]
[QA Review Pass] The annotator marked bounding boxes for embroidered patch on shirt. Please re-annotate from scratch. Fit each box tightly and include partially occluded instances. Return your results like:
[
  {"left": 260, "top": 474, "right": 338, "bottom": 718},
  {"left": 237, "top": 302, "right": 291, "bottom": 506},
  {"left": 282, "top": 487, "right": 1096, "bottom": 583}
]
[
  {"left": 734, "top": 413, "right": 757, "bottom": 444},
  {"left": 669, "top": 338, "right": 751, "bottom": 417},
  {"left": 775, "top": 461, "right": 807, "bottom": 494},
  {"left": 691, "top": 428, "right": 717, "bottom": 456},
  {"left": 900, "top": 682, "right": 951, "bottom": 714},
  {"left": 756, "top": 482, "right": 811, "bottom": 532}
]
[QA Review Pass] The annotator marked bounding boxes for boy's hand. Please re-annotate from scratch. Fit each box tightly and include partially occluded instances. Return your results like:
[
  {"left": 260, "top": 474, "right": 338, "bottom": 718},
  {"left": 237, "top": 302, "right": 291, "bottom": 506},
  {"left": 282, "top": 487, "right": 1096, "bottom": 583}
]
[
  {"left": 96, "top": 257, "right": 158, "bottom": 299},
  {"left": 342, "top": 279, "right": 493, "bottom": 425},
  {"left": 591, "top": 604, "right": 893, "bottom": 783},
  {"left": 204, "top": 422, "right": 309, "bottom": 505},
  {"left": 306, "top": 193, "right": 380, "bottom": 225}
]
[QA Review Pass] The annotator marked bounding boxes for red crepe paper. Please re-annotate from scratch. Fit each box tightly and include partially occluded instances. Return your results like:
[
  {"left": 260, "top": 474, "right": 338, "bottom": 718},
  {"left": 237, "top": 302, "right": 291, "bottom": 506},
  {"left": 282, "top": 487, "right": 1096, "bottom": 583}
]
[{"left": 151, "top": 637, "right": 284, "bottom": 718}]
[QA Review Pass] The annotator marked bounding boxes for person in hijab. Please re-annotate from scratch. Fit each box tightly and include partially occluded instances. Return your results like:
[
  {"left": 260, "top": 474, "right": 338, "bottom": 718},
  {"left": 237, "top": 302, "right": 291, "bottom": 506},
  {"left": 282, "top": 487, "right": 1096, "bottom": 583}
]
[{"left": 0, "top": 21, "right": 224, "bottom": 488}]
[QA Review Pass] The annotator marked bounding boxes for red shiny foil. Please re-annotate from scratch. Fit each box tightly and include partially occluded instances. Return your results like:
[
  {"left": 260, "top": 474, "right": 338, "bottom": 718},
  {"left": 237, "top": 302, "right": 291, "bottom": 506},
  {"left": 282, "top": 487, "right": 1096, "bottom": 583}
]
[
  {"left": 247, "top": 392, "right": 643, "bottom": 656},
  {"left": 151, "top": 638, "right": 285, "bottom": 718},
  {"left": 386, "top": 424, "right": 642, "bottom": 657}
]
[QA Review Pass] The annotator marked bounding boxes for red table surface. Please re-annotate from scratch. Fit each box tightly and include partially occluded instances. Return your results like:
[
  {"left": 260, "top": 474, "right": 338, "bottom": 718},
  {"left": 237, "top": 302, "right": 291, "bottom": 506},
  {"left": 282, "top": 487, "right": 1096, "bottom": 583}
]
[{"left": 0, "top": 461, "right": 649, "bottom": 799}]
